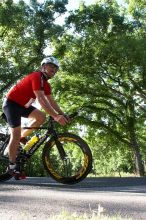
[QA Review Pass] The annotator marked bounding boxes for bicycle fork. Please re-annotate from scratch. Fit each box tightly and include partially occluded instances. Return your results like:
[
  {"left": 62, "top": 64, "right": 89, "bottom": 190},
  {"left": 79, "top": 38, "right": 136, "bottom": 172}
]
[
  {"left": 54, "top": 134, "right": 71, "bottom": 177},
  {"left": 54, "top": 135, "right": 67, "bottom": 160}
]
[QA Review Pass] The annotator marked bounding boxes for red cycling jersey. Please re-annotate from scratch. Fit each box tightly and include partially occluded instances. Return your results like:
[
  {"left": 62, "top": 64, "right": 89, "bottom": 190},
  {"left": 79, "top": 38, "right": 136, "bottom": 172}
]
[{"left": 6, "top": 72, "right": 51, "bottom": 107}]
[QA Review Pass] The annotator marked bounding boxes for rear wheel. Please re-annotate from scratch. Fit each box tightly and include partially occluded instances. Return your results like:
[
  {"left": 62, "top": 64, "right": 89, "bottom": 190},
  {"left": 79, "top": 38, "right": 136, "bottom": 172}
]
[
  {"left": 42, "top": 133, "right": 92, "bottom": 184},
  {"left": 0, "top": 133, "right": 12, "bottom": 182}
]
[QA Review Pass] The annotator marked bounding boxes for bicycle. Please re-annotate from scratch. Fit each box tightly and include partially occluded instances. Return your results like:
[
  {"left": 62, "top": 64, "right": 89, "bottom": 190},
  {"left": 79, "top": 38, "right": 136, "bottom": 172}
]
[{"left": 0, "top": 112, "right": 92, "bottom": 184}]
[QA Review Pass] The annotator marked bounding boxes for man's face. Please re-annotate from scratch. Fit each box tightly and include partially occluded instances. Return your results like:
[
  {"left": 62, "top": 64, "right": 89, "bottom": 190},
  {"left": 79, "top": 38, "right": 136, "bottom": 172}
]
[{"left": 44, "top": 63, "right": 58, "bottom": 78}]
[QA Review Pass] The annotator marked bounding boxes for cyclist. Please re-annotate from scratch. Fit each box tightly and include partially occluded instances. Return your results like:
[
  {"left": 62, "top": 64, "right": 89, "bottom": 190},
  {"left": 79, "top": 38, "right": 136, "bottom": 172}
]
[{"left": 2, "top": 56, "right": 70, "bottom": 180}]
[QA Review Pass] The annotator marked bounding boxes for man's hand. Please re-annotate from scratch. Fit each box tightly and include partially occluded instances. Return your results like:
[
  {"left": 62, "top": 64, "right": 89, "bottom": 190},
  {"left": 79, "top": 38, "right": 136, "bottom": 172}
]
[
  {"left": 54, "top": 114, "right": 70, "bottom": 126},
  {"left": 62, "top": 114, "right": 71, "bottom": 123}
]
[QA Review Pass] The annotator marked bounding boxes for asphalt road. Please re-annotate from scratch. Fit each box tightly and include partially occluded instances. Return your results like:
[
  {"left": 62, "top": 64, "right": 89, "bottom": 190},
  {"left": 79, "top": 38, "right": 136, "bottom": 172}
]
[{"left": 0, "top": 177, "right": 146, "bottom": 220}]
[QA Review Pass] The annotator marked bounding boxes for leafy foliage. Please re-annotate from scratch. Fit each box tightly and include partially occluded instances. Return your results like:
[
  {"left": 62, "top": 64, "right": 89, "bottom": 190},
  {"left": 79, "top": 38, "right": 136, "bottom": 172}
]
[
  {"left": 0, "top": 0, "right": 68, "bottom": 97},
  {"left": 0, "top": 0, "right": 146, "bottom": 176},
  {"left": 52, "top": 1, "right": 146, "bottom": 176}
]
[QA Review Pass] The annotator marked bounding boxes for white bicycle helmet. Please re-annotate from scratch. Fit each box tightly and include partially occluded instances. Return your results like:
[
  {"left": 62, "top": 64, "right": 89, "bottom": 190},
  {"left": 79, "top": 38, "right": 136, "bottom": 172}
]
[{"left": 41, "top": 56, "right": 60, "bottom": 68}]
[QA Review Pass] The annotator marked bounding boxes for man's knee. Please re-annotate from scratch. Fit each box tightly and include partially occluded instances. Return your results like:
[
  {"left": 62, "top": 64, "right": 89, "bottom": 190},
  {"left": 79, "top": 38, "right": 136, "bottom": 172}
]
[
  {"left": 29, "top": 109, "right": 46, "bottom": 125},
  {"left": 34, "top": 111, "right": 46, "bottom": 124},
  {"left": 38, "top": 112, "right": 46, "bottom": 124}
]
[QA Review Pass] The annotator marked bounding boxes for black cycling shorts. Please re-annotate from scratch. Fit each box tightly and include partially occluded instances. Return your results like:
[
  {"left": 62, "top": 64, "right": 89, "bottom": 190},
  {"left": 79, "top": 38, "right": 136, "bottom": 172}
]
[{"left": 3, "top": 99, "right": 36, "bottom": 128}]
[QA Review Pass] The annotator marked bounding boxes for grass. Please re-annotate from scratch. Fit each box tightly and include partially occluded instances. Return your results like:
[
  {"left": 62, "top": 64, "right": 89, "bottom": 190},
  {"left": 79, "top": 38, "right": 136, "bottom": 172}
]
[
  {"left": 50, "top": 204, "right": 132, "bottom": 220},
  {"left": 51, "top": 210, "right": 132, "bottom": 220}
]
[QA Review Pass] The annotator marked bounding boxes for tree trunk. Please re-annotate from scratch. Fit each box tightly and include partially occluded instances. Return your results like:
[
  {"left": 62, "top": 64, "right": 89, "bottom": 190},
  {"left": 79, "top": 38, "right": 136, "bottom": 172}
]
[
  {"left": 129, "top": 124, "right": 144, "bottom": 176},
  {"left": 132, "top": 142, "right": 144, "bottom": 176},
  {"left": 127, "top": 99, "right": 145, "bottom": 176}
]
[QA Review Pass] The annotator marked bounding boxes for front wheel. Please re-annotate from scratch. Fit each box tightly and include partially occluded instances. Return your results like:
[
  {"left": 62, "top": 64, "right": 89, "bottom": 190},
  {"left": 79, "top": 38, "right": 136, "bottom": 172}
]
[{"left": 42, "top": 133, "right": 92, "bottom": 184}]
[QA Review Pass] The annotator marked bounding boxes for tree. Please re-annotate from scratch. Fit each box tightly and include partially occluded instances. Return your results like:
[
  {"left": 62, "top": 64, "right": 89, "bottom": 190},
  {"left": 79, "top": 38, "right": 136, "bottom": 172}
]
[
  {"left": 0, "top": 0, "right": 68, "bottom": 100},
  {"left": 126, "top": 0, "right": 146, "bottom": 20},
  {"left": 53, "top": 1, "right": 146, "bottom": 176}
]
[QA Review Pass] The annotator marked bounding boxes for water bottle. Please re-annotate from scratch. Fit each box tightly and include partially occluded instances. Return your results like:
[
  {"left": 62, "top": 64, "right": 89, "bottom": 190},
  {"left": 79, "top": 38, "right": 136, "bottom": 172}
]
[{"left": 24, "top": 135, "right": 39, "bottom": 151}]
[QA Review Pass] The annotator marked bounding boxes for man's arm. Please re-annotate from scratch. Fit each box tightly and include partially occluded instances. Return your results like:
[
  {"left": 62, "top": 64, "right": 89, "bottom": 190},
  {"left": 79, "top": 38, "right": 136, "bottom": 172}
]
[
  {"left": 34, "top": 90, "right": 58, "bottom": 118},
  {"left": 47, "top": 95, "right": 65, "bottom": 115},
  {"left": 47, "top": 94, "right": 71, "bottom": 122},
  {"left": 34, "top": 90, "right": 68, "bottom": 125}
]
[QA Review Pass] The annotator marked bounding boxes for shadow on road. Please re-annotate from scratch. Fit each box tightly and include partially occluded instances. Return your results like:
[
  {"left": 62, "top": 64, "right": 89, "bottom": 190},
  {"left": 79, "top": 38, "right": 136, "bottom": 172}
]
[{"left": 1, "top": 176, "right": 146, "bottom": 193}]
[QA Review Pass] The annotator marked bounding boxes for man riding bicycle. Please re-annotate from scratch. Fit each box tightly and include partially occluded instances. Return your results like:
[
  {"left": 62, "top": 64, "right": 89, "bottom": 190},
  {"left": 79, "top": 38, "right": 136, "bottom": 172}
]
[{"left": 2, "top": 56, "right": 70, "bottom": 180}]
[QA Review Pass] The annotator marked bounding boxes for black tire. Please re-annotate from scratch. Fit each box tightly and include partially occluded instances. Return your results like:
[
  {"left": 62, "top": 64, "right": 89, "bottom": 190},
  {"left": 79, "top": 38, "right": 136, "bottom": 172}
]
[
  {"left": 0, "top": 133, "right": 12, "bottom": 182},
  {"left": 42, "top": 133, "right": 92, "bottom": 184}
]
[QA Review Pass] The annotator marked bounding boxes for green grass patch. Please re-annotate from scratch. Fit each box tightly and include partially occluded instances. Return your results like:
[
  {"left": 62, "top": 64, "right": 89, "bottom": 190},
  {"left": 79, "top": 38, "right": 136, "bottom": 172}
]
[{"left": 51, "top": 210, "right": 132, "bottom": 220}]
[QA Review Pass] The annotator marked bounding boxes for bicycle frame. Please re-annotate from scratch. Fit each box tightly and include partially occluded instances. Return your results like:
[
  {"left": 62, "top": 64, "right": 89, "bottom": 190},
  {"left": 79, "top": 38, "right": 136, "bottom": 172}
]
[
  {"left": 0, "top": 112, "right": 78, "bottom": 161},
  {"left": 0, "top": 118, "right": 54, "bottom": 158},
  {"left": 0, "top": 111, "right": 93, "bottom": 185},
  {"left": 21, "top": 117, "right": 67, "bottom": 160}
]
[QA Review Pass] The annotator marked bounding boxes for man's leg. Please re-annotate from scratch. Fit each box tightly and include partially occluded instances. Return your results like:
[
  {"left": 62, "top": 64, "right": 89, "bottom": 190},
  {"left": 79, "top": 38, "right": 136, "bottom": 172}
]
[
  {"left": 21, "top": 109, "right": 46, "bottom": 138},
  {"left": 8, "top": 126, "right": 21, "bottom": 163},
  {"left": 8, "top": 126, "right": 26, "bottom": 179}
]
